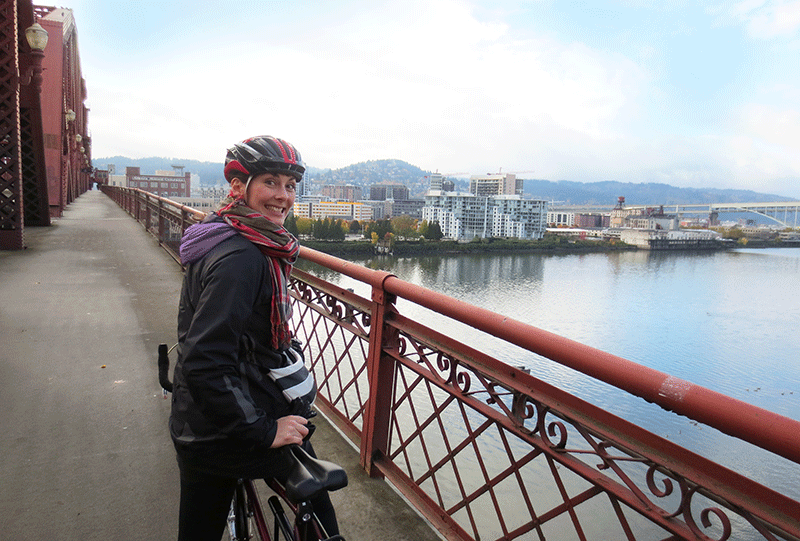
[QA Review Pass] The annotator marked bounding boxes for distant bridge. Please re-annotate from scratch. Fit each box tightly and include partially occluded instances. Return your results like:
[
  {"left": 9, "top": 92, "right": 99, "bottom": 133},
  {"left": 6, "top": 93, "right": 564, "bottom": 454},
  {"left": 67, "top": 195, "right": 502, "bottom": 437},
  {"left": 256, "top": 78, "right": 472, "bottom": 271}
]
[
  {"left": 668, "top": 202, "right": 800, "bottom": 228},
  {"left": 551, "top": 201, "right": 800, "bottom": 228}
]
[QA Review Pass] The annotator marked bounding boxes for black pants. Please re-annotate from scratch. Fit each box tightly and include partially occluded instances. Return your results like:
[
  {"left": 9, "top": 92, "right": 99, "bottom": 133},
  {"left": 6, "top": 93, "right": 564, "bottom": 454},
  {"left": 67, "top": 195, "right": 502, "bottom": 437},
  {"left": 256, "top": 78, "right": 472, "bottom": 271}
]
[{"left": 176, "top": 441, "right": 339, "bottom": 541}]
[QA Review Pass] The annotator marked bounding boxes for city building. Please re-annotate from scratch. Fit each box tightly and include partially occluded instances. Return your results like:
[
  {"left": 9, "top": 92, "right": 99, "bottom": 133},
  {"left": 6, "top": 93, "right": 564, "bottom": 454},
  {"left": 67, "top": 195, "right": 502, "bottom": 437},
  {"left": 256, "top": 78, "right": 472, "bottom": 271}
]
[
  {"left": 193, "top": 184, "right": 230, "bottom": 206},
  {"left": 370, "top": 182, "right": 409, "bottom": 201},
  {"left": 385, "top": 199, "right": 424, "bottom": 219},
  {"left": 293, "top": 200, "right": 373, "bottom": 221},
  {"left": 172, "top": 197, "right": 217, "bottom": 214},
  {"left": 469, "top": 173, "right": 523, "bottom": 197},
  {"left": 548, "top": 211, "right": 575, "bottom": 227},
  {"left": 423, "top": 190, "right": 547, "bottom": 240},
  {"left": 620, "top": 229, "right": 722, "bottom": 250},
  {"left": 321, "top": 184, "right": 362, "bottom": 202},
  {"left": 611, "top": 197, "right": 679, "bottom": 230},
  {"left": 575, "top": 213, "right": 610, "bottom": 228},
  {"left": 125, "top": 167, "right": 190, "bottom": 198}
]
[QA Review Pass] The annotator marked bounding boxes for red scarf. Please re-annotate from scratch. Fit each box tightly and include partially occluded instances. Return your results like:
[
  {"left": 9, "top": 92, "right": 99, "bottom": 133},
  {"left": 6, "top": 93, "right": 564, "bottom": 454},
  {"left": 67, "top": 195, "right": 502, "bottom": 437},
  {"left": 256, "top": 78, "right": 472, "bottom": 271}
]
[{"left": 217, "top": 196, "right": 299, "bottom": 350}]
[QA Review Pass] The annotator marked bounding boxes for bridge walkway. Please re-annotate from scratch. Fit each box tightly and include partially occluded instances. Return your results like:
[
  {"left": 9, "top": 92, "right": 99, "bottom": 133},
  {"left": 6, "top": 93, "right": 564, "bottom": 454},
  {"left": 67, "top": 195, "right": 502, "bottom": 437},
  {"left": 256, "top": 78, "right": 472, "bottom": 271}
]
[{"left": 0, "top": 190, "right": 435, "bottom": 540}]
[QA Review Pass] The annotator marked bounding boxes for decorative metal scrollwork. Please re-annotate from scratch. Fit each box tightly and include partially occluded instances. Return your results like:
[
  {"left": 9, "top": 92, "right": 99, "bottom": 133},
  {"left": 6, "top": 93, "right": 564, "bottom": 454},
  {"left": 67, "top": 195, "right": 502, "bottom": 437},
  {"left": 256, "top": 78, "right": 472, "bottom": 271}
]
[{"left": 683, "top": 486, "right": 732, "bottom": 541}]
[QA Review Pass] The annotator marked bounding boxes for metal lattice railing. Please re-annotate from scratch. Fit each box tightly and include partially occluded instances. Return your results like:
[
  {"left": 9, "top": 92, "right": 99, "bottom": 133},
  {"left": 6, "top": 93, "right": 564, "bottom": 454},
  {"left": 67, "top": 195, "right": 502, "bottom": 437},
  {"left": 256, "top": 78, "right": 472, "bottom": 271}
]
[
  {"left": 289, "top": 251, "right": 800, "bottom": 541},
  {"left": 104, "top": 186, "right": 800, "bottom": 541}
]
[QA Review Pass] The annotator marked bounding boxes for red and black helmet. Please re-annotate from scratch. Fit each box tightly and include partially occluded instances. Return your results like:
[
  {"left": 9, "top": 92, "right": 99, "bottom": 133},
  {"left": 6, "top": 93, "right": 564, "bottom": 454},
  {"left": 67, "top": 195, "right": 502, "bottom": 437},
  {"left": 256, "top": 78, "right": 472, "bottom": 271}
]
[{"left": 223, "top": 135, "right": 305, "bottom": 183}]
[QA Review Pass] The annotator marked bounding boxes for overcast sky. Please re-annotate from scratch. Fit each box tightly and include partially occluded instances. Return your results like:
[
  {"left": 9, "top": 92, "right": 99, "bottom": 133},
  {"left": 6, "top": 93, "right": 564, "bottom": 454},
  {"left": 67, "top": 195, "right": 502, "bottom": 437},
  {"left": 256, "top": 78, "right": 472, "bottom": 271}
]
[{"left": 54, "top": 0, "right": 799, "bottom": 197}]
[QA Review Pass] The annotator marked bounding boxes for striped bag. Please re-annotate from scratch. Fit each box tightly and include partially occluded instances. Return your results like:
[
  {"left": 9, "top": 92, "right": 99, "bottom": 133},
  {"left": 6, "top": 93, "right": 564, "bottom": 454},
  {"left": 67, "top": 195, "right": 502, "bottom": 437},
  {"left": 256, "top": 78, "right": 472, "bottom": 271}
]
[{"left": 269, "top": 341, "right": 317, "bottom": 416}]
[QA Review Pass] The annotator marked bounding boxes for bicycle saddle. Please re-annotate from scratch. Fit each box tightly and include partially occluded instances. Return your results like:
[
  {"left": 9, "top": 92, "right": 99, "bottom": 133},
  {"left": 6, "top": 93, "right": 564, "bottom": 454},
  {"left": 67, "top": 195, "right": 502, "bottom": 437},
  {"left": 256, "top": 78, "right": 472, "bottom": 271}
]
[{"left": 284, "top": 444, "right": 348, "bottom": 504}]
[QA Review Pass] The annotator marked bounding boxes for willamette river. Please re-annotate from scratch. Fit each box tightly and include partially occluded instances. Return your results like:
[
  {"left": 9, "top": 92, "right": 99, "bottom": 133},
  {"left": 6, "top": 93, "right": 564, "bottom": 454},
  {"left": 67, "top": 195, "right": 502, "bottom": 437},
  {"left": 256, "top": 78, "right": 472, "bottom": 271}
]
[{"left": 300, "top": 246, "right": 800, "bottom": 501}]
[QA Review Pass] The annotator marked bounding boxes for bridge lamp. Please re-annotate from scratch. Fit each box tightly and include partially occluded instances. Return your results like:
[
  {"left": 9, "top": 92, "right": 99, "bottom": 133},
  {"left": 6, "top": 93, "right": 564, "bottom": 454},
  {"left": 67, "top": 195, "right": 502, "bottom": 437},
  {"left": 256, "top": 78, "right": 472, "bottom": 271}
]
[
  {"left": 25, "top": 23, "right": 49, "bottom": 52},
  {"left": 23, "top": 22, "right": 48, "bottom": 91}
]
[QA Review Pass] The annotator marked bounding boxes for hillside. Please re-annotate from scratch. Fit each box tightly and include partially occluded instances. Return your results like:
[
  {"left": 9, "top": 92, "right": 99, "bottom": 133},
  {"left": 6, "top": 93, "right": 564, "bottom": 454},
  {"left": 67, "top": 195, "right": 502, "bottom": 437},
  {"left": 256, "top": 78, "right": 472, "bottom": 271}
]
[
  {"left": 95, "top": 156, "right": 792, "bottom": 205},
  {"left": 522, "top": 179, "right": 787, "bottom": 205},
  {"left": 98, "top": 156, "right": 224, "bottom": 185}
]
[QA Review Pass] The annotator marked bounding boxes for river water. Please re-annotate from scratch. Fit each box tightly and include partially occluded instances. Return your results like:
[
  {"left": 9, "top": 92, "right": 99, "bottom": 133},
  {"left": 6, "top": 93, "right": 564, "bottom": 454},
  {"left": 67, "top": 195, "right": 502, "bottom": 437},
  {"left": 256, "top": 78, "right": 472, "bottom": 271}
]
[{"left": 300, "top": 247, "right": 800, "bottom": 501}]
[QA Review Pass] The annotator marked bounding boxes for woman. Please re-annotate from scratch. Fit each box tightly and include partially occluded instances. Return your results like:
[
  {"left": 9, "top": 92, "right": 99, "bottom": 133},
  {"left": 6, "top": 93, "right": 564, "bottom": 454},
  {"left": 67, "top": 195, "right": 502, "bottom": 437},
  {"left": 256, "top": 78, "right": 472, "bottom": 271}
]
[{"left": 169, "top": 136, "right": 338, "bottom": 540}]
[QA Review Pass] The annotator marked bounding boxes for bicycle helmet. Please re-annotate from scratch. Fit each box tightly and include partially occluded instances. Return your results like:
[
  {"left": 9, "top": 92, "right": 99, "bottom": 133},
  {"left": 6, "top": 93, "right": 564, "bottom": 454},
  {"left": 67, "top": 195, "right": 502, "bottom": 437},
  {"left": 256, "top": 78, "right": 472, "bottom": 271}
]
[{"left": 223, "top": 135, "right": 305, "bottom": 183}]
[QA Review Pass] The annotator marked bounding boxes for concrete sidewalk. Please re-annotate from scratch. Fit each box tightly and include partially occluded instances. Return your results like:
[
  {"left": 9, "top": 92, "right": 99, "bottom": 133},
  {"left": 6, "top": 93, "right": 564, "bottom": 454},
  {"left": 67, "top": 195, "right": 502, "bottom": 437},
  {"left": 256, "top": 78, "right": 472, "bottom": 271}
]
[{"left": 0, "top": 190, "right": 436, "bottom": 540}]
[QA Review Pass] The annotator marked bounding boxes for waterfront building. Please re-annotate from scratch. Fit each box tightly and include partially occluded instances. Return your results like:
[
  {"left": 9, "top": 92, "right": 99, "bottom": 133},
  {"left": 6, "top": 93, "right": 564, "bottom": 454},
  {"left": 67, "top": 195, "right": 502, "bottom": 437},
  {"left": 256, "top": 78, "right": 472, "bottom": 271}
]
[
  {"left": 294, "top": 200, "right": 373, "bottom": 221},
  {"left": 548, "top": 211, "right": 575, "bottom": 227},
  {"left": 619, "top": 229, "right": 722, "bottom": 249},
  {"left": 423, "top": 190, "right": 547, "bottom": 240},
  {"left": 548, "top": 211, "right": 610, "bottom": 228},
  {"left": 738, "top": 225, "right": 774, "bottom": 240},
  {"left": 575, "top": 213, "right": 610, "bottom": 228}
]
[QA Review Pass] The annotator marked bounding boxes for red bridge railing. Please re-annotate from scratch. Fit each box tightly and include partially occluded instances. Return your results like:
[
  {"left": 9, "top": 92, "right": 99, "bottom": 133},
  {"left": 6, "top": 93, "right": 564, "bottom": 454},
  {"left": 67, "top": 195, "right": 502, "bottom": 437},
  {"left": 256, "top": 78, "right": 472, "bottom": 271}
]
[{"left": 104, "top": 186, "right": 800, "bottom": 541}]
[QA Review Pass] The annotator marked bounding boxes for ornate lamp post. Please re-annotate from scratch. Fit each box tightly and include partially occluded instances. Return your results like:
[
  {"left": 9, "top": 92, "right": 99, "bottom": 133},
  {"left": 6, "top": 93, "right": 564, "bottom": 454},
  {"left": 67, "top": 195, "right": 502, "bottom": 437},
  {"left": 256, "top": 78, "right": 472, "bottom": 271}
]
[{"left": 23, "top": 22, "right": 48, "bottom": 91}]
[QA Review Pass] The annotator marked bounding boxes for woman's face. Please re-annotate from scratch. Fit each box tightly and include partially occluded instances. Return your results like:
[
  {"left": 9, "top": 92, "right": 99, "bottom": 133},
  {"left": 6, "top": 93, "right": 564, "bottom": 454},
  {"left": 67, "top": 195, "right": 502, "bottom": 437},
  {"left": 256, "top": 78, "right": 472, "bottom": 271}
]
[{"left": 231, "top": 172, "right": 297, "bottom": 226}]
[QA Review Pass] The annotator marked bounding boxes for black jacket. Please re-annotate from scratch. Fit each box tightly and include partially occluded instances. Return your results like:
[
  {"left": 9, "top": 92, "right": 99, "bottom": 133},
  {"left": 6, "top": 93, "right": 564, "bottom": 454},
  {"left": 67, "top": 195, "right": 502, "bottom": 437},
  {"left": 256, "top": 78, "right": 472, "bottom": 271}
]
[{"left": 169, "top": 232, "right": 291, "bottom": 451}]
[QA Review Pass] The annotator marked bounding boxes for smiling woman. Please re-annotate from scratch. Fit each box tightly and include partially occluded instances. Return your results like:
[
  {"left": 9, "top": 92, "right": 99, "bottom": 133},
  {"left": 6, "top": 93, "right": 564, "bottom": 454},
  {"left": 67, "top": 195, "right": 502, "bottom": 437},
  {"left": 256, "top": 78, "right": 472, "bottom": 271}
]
[
  {"left": 229, "top": 173, "right": 297, "bottom": 226},
  {"left": 169, "top": 135, "right": 341, "bottom": 540}
]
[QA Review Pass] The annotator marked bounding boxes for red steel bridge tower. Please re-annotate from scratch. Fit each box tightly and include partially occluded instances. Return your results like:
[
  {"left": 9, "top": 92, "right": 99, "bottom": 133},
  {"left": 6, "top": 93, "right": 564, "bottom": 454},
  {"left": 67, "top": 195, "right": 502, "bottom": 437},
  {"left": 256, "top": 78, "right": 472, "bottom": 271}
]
[{"left": 0, "top": 0, "right": 91, "bottom": 249}]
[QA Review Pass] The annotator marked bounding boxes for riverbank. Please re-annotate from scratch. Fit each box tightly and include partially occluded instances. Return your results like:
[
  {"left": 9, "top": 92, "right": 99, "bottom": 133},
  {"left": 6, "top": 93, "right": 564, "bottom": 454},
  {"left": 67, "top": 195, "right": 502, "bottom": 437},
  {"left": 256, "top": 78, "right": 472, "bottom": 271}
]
[
  {"left": 301, "top": 236, "right": 800, "bottom": 258},
  {"left": 301, "top": 236, "right": 637, "bottom": 257}
]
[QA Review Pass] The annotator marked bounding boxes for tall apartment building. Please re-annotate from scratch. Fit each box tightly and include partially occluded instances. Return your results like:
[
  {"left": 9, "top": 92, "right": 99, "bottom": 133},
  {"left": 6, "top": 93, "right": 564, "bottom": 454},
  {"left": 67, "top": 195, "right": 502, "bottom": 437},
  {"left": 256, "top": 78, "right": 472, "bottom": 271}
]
[
  {"left": 423, "top": 191, "right": 547, "bottom": 240},
  {"left": 469, "top": 174, "right": 523, "bottom": 197}
]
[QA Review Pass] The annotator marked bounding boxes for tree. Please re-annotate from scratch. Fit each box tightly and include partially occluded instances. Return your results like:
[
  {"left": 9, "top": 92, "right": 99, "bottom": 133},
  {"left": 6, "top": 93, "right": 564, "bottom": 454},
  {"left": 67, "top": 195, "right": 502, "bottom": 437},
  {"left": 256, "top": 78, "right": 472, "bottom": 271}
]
[
  {"left": 333, "top": 219, "right": 346, "bottom": 240},
  {"left": 311, "top": 217, "right": 346, "bottom": 240},
  {"left": 349, "top": 220, "right": 361, "bottom": 234},
  {"left": 418, "top": 220, "right": 429, "bottom": 238},
  {"left": 391, "top": 215, "right": 418, "bottom": 239},
  {"left": 424, "top": 221, "right": 443, "bottom": 240},
  {"left": 296, "top": 217, "right": 313, "bottom": 236},
  {"left": 284, "top": 212, "right": 298, "bottom": 236},
  {"left": 365, "top": 218, "right": 393, "bottom": 240}
]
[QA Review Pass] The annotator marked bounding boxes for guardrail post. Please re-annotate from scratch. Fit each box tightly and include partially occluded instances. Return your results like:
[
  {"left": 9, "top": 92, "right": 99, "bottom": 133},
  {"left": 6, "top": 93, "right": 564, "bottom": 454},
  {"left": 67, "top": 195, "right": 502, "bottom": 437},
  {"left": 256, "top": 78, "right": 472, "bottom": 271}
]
[
  {"left": 158, "top": 199, "right": 166, "bottom": 246},
  {"left": 360, "top": 273, "right": 399, "bottom": 478}
]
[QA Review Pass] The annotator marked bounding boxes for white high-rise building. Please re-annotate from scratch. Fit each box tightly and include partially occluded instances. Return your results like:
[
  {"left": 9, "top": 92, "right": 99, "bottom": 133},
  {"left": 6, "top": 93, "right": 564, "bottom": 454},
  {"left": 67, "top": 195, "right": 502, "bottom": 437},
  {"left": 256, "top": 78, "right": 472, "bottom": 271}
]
[{"left": 423, "top": 190, "right": 547, "bottom": 240}]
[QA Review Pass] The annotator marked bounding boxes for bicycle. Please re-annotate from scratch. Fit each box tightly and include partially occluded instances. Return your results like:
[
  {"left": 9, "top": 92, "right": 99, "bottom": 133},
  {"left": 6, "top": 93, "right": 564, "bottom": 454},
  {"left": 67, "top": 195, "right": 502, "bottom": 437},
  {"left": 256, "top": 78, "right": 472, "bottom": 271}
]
[{"left": 158, "top": 343, "right": 348, "bottom": 541}]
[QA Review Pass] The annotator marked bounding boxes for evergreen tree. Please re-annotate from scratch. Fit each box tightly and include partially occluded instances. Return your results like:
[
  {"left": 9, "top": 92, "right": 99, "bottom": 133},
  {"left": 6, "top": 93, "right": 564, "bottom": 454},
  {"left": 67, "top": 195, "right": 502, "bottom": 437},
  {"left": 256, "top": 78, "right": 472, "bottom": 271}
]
[
  {"left": 424, "top": 221, "right": 443, "bottom": 240},
  {"left": 284, "top": 213, "right": 298, "bottom": 236}
]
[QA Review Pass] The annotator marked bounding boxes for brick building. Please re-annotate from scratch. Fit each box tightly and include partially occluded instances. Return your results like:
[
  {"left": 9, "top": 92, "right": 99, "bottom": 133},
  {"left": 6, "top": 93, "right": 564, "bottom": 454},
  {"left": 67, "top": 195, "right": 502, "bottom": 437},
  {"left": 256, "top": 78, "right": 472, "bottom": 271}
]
[{"left": 125, "top": 167, "right": 190, "bottom": 198}]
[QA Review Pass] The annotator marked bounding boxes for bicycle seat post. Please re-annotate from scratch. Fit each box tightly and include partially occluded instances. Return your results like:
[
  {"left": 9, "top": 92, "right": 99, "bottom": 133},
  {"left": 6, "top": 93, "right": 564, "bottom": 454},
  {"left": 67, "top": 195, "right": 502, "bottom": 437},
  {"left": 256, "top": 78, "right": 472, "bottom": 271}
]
[{"left": 295, "top": 500, "right": 316, "bottom": 540}]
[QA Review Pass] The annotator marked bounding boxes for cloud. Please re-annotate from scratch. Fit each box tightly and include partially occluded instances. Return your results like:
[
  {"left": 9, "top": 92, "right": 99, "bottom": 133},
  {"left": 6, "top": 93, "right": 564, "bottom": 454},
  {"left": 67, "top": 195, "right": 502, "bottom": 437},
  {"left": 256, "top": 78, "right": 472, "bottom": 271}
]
[
  {"left": 733, "top": 0, "right": 800, "bottom": 38},
  {"left": 67, "top": 0, "right": 799, "bottom": 197}
]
